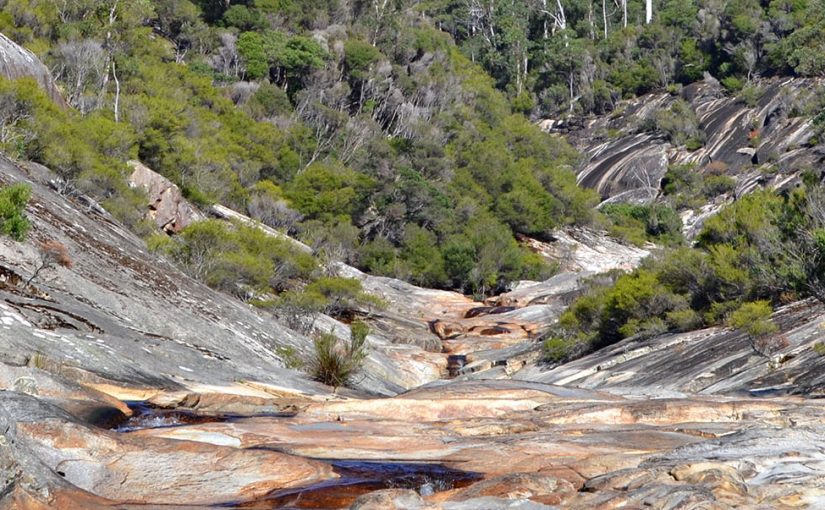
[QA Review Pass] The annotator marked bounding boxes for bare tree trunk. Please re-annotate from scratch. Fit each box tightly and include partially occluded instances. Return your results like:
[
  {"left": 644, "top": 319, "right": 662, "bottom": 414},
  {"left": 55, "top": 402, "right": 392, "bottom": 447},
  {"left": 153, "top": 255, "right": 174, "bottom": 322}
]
[
  {"left": 646, "top": 0, "right": 653, "bottom": 24},
  {"left": 112, "top": 60, "right": 120, "bottom": 123},
  {"left": 99, "top": 0, "right": 119, "bottom": 112},
  {"left": 588, "top": 0, "right": 596, "bottom": 39},
  {"left": 602, "top": 0, "right": 608, "bottom": 39},
  {"left": 622, "top": 0, "right": 627, "bottom": 27}
]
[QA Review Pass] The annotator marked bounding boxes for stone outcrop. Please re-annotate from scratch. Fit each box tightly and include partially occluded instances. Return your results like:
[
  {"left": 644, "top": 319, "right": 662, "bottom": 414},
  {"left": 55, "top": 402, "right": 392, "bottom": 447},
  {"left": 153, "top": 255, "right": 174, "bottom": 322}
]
[
  {"left": 0, "top": 391, "right": 335, "bottom": 507},
  {"left": 516, "top": 299, "right": 825, "bottom": 396},
  {"left": 517, "top": 229, "right": 650, "bottom": 275},
  {"left": 547, "top": 77, "right": 822, "bottom": 210},
  {"left": 5, "top": 145, "right": 825, "bottom": 508},
  {"left": 127, "top": 160, "right": 205, "bottom": 233},
  {"left": 0, "top": 33, "right": 67, "bottom": 108},
  {"left": 132, "top": 378, "right": 825, "bottom": 509}
]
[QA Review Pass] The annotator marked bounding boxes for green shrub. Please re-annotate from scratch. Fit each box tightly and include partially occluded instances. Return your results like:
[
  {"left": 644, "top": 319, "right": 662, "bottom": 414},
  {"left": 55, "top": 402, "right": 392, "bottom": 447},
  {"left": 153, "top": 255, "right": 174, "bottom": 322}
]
[
  {"left": 344, "top": 39, "right": 384, "bottom": 79},
  {"left": 652, "top": 99, "right": 702, "bottom": 146},
  {"left": 0, "top": 183, "right": 31, "bottom": 241},
  {"left": 543, "top": 336, "right": 576, "bottom": 362},
  {"left": 308, "top": 321, "right": 370, "bottom": 388},
  {"left": 685, "top": 137, "right": 703, "bottom": 151},
  {"left": 721, "top": 76, "right": 745, "bottom": 93},
  {"left": 602, "top": 202, "right": 683, "bottom": 246},
  {"left": 159, "top": 219, "right": 317, "bottom": 295},
  {"left": 739, "top": 85, "right": 763, "bottom": 107},
  {"left": 702, "top": 175, "right": 736, "bottom": 197},
  {"left": 302, "top": 276, "right": 385, "bottom": 316},
  {"left": 727, "top": 301, "right": 778, "bottom": 338},
  {"left": 666, "top": 308, "right": 703, "bottom": 332}
]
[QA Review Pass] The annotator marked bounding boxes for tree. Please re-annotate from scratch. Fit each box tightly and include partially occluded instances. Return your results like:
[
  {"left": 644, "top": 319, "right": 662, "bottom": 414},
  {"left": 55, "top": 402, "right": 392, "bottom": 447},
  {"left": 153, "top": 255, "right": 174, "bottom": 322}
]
[{"left": 727, "top": 301, "right": 783, "bottom": 357}]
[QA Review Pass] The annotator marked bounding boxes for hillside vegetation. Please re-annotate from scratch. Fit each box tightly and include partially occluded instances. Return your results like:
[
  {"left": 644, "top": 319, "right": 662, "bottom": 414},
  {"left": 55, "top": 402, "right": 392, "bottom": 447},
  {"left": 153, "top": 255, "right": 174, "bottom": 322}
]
[{"left": 2, "top": 0, "right": 825, "bottom": 353}]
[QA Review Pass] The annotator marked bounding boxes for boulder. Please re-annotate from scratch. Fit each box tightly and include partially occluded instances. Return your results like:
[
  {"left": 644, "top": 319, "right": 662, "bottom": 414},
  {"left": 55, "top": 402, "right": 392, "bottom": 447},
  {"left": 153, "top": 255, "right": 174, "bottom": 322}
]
[
  {"left": 127, "top": 160, "right": 205, "bottom": 233},
  {"left": 0, "top": 33, "right": 67, "bottom": 108},
  {"left": 350, "top": 489, "right": 431, "bottom": 510},
  {"left": 450, "top": 473, "right": 576, "bottom": 506}
]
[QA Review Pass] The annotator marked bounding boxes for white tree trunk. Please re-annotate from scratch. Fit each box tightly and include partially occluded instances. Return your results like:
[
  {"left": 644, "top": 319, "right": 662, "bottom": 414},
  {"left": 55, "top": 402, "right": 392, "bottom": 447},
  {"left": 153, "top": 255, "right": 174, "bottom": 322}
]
[
  {"left": 602, "top": 0, "right": 608, "bottom": 38},
  {"left": 622, "top": 0, "right": 627, "bottom": 27},
  {"left": 646, "top": 0, "right": 652, "bottom": 23},
  {"left": 112, "top": 60, "right": 120, "bottom": 123}
]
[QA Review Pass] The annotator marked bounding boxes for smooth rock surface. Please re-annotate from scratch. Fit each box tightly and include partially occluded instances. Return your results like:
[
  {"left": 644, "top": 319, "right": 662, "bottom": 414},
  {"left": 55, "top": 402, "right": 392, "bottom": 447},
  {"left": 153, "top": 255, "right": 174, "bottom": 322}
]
[
  {"left": 551, "top": 77, "right": 822, "bottom": 205},
  {"left": 0, "top": 33, "right": 66, "bottom": 108}
]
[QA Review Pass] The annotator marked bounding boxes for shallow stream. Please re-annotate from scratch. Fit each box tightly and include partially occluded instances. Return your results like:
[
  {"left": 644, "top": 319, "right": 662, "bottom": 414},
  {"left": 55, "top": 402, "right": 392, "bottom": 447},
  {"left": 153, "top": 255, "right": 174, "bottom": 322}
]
[{"left": 112, "top": 402, "right": 482, "bottom": 509}]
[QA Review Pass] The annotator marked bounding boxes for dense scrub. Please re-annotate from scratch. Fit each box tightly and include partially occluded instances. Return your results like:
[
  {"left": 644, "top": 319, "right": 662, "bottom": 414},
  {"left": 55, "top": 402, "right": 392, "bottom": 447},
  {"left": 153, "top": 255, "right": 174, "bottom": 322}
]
[
  {"left": 425, "top": 0, "right": 825, "bottom": 117},
  {"left": 4, "top": 1, "right": 825, "bottom": 356},
  {"left": 545, "top": 184, "right": 825, "bottom": 361},
  {"left": 0, "top": 0, "right": 603, "bottom": 296}
]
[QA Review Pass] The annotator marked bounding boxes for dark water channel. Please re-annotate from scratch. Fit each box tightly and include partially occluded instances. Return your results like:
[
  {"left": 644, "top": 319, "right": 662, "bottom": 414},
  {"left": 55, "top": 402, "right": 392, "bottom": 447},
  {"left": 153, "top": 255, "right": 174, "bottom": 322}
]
[
  {"left": 112, "top": 402, "right": 482, "bottom": 509},
  {"left": 233, "top": 460, "right": 481, "bottom": 509},
  {"left": 111, "top": 401, "right": 295, "bottom": 432}
]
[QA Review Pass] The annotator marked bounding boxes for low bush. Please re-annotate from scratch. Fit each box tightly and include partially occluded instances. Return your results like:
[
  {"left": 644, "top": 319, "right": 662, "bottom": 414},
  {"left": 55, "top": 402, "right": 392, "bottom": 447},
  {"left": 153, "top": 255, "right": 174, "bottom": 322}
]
[
  {"left": 153, "top": 219, "right": 317, "bottom": 298},
  {"left": 308, "top": 320, "right": 369, "bottom": 389},
  {"left": 0, "top": 182, "right": 31, "bottom": 241},
  {"left": 601, "top": 202, "right": 683, "bottom": 246}
]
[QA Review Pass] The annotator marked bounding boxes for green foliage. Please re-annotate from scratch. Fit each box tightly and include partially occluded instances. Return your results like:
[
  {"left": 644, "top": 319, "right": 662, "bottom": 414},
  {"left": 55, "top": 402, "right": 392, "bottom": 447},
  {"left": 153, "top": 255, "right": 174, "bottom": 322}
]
[
  {"left": 650, "top": 99, "right": 702, "bottom": 147},
  {"left": 155, "top": 219, "right": 317, "bottom": 297},
  {"left": 662, "top": 164, "right": 737, "bottom": 210},
  {"left": 546, "top": 184, "right": 825, "bottom": 360},
  {"left": 14, "top": 0, "right": 825, "bottom": 306},
  {"left": 0, "top": 183, "right": 31, "bottom": 241},
  {"left": 308, "top": 322, "right": 370, "bottom": 388},
  {"left": 344, "top": 39, "right": 383, "bottom": 79},
  {"left": 287, "top": 163, "right": 374, "bottom": 221},
  {"left": 601, "top": 203, "right": 683, "bottom": 246},
  {"left": 0, "top": 0, "right": 616, "bottom": 296},
  {"left": 302, "top": 276, "right": 385, "bottom": 316},
  {"left": 543, "top": 336, "right": 577, "bottom": 363},
  {"left": 727, "top": 301, "right": 778, "bottom": 338},
  {"left": 722, "top": 76, "right": 745, "bottom": 93}
]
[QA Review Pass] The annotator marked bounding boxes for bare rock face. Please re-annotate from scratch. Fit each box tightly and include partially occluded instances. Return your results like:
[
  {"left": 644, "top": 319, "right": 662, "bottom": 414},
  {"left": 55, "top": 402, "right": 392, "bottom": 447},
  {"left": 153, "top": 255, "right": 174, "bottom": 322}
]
[
  {"left": 0, "top": 33, "right": 67, "bottom": 108},
  {"left": 550, "top": 77, "right": 822, "bottom": 205},
  {"left": 127, "top": 160, "right": 205, "bottom": 233},
  {"left": 0, "top": 392, "right": 335, "bottom": 507},
  {"left": 516, "top": 299, "right": 825, "bottom": 396},
  {"left": 350, "top": 489, "right": 430, "bottom": 509},
  {"left": 517, "top": 229, "right": 650, "bottom": 275},
  {"left": 132, "top": 378, "right": 825, "bottom": 509}
]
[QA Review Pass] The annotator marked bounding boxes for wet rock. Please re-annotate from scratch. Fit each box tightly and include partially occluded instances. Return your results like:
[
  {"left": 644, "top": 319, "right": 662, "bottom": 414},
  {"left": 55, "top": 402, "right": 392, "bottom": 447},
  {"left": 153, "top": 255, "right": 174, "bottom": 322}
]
[
  {"left": 441, "top": 497, "right": 557, "bottom": 510},
  {"left": 0, "top": 392, "right": 336, "bottom": 507},
  {"left": 464, "top": 306, "right": 517, "bottom": 319}
]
